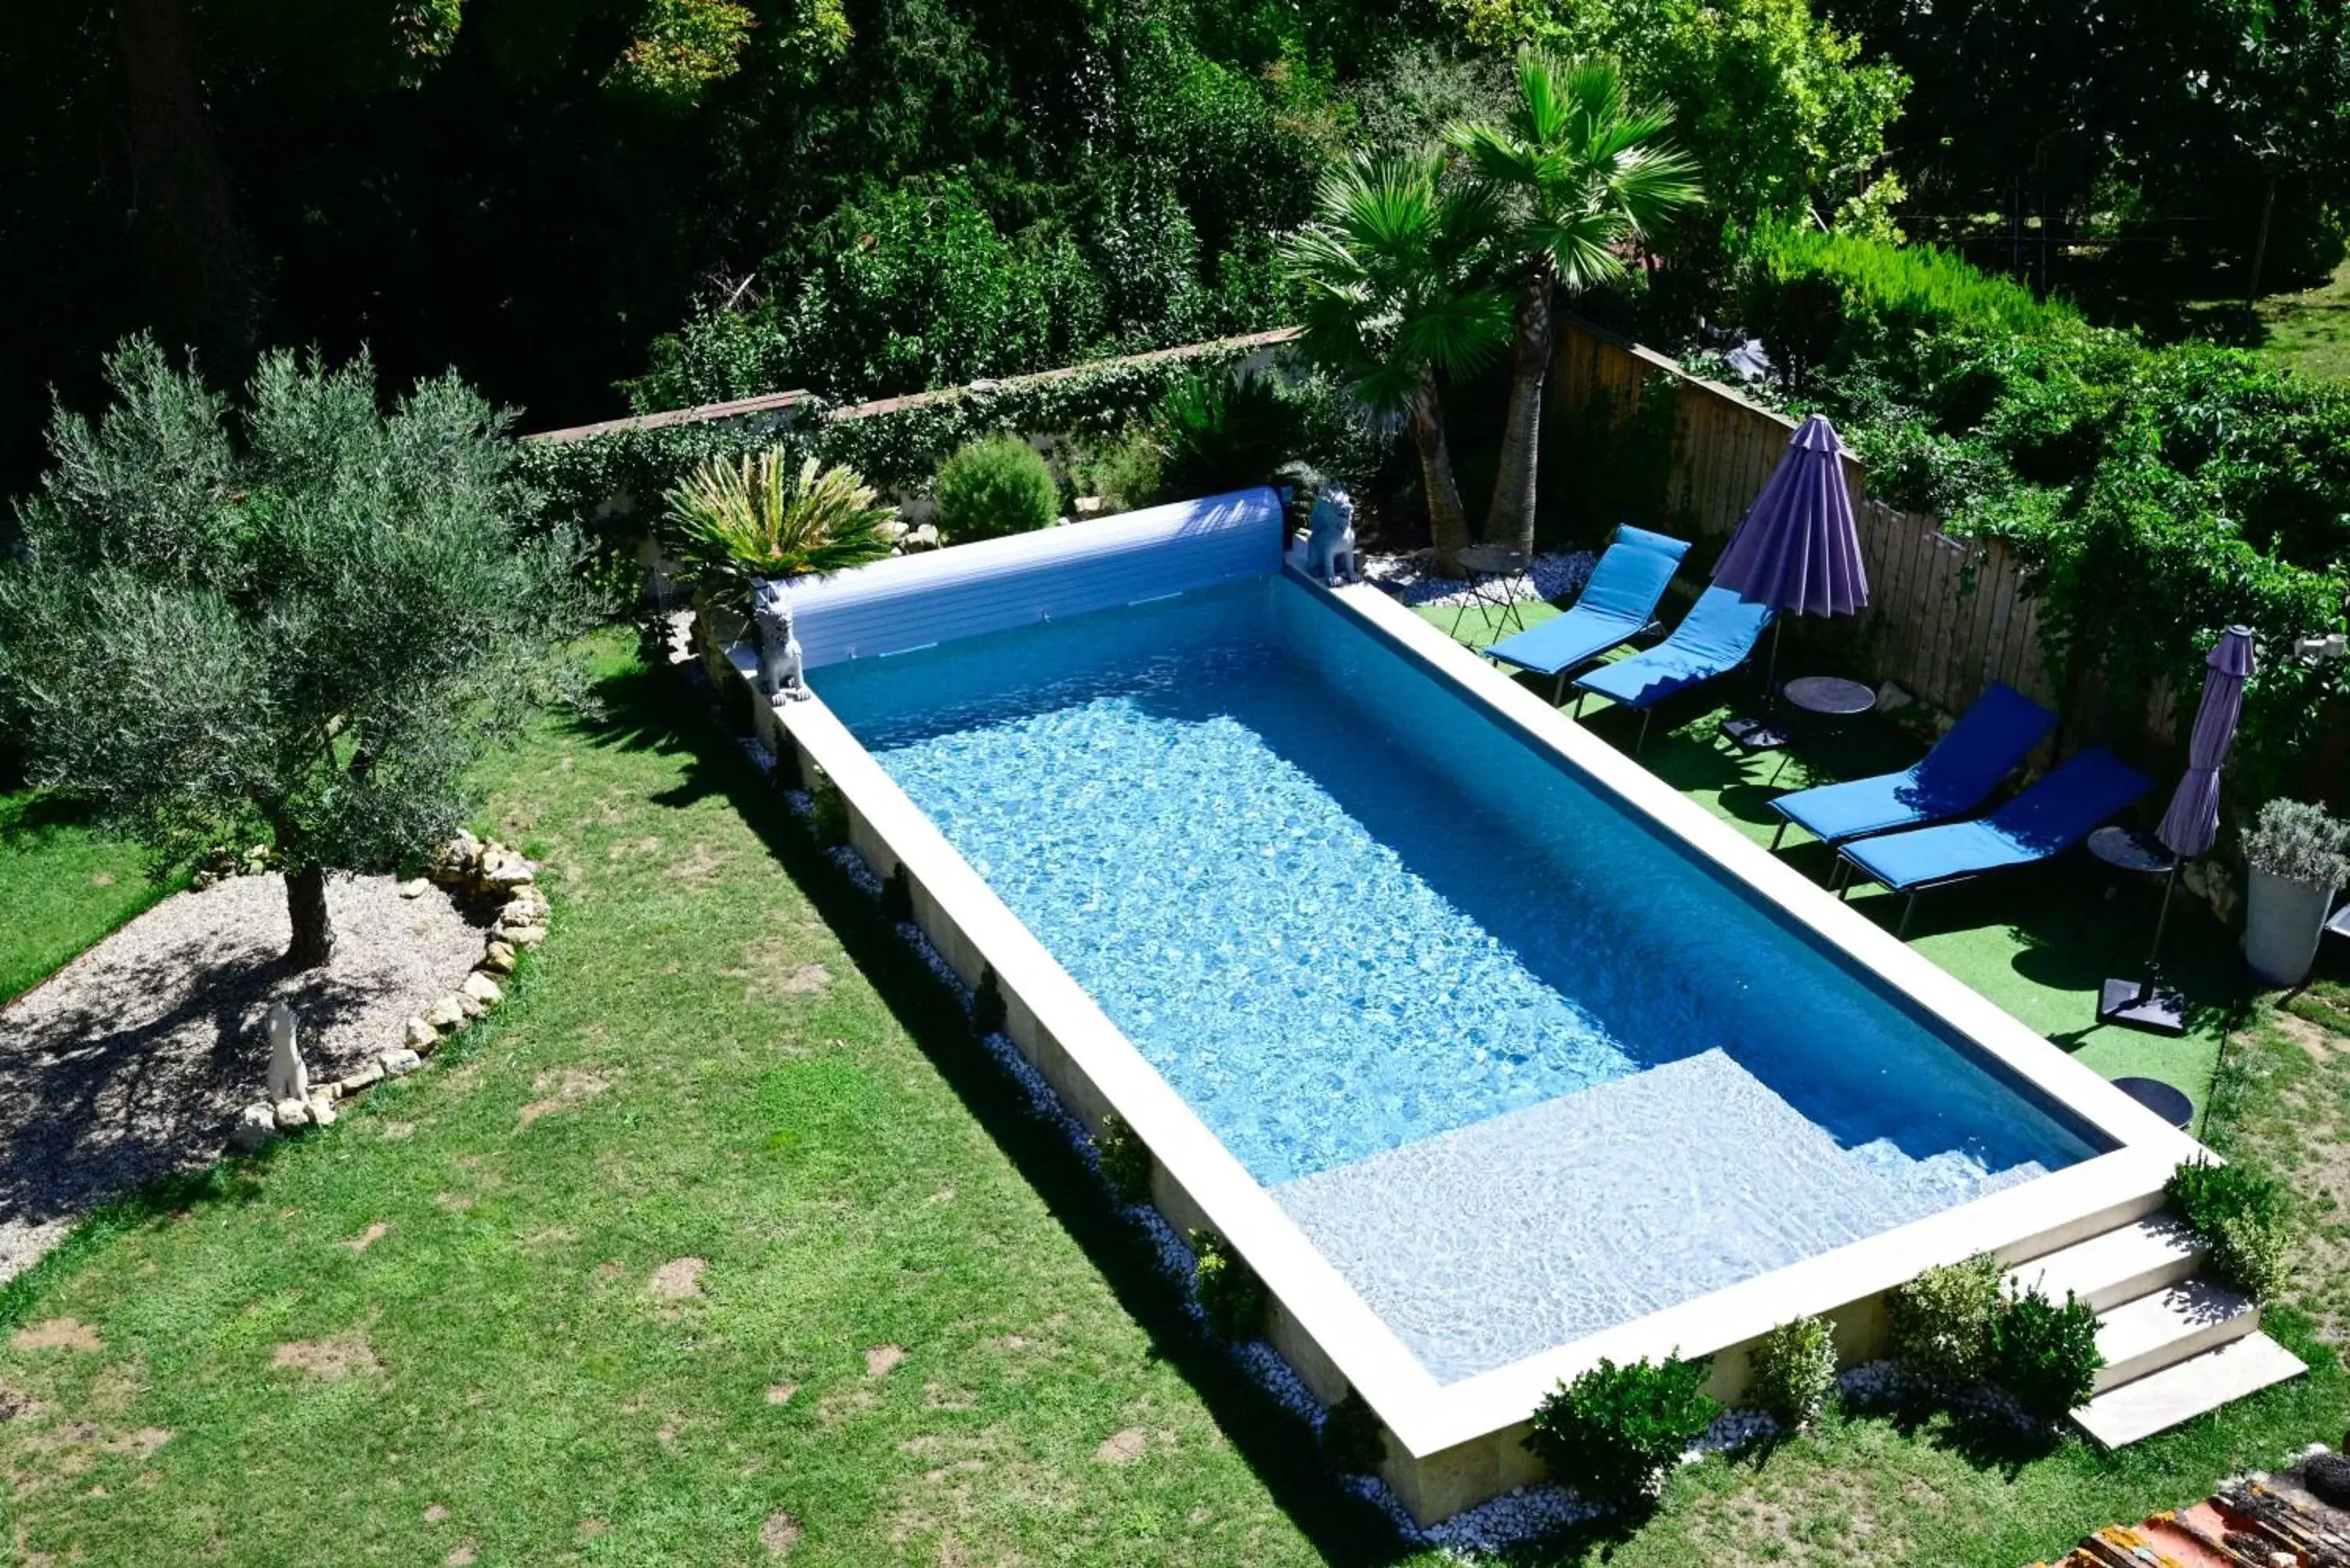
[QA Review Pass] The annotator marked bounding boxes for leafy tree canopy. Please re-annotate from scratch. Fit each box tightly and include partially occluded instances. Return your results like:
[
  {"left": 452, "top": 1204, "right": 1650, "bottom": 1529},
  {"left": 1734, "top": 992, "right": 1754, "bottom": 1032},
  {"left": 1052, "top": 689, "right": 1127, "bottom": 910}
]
[{"left": 0, "top": 338, "right": 596, "bottom": 965}]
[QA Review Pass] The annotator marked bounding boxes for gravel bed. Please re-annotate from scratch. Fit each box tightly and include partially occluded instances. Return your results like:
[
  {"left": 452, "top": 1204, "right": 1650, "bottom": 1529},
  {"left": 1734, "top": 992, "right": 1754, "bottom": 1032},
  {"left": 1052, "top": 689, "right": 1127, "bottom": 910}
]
[
  {"left": 1359, "top": 549, "right": 1597, "bottom": 609},
  {"left": 0, "top": 872, "right": 486, "bottom": 1281}
]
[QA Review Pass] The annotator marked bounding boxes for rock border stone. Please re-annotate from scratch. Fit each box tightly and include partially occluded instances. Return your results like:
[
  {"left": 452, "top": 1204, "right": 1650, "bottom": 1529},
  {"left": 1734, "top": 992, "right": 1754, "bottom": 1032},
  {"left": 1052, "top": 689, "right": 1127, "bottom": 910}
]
[{"left": 227, "top": 832, "right": 549, "bottom": 1151}]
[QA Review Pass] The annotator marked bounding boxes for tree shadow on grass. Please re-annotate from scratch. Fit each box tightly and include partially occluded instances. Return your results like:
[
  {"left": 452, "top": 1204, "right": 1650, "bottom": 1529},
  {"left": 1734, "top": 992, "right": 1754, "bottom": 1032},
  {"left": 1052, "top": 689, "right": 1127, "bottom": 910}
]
[{"left": 608, "top": 661, "right": 1426, "bottom": 1566}]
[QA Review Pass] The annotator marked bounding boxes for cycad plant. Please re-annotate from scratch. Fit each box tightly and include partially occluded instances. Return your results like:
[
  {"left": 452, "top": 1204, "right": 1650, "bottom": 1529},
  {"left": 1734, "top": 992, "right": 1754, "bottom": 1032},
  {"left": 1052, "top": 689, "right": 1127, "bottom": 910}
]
[
  {"left": 662, "top": 448, "right": 896, "bottom": 596},
  {"left": 1452, "top": 54, "right": 1701, "bottom": 555},
  {"left": 1283, "top": 150, "right": 1512, "bottom": 574}
]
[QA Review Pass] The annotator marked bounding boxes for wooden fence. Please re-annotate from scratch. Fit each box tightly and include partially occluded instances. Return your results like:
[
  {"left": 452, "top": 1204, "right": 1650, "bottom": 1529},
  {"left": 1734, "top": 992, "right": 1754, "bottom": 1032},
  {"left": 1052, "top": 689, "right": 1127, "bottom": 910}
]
[{"left": 1547, "top": 318, "right": 2069, "bottom": 723}]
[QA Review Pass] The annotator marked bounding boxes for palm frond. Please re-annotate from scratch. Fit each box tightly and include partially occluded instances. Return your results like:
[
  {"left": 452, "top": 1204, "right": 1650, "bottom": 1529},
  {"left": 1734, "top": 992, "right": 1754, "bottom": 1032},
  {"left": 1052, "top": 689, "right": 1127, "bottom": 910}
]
[{"left": 661, "top": 448, "right": 895, "bottom": 593}]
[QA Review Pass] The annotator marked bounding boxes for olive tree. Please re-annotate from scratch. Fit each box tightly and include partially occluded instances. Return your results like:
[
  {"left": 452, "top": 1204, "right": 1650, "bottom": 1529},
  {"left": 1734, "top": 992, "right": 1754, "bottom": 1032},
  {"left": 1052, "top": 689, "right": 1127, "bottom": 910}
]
[{"left": 0, "top": 337, "right": 595, "bottom": 967}]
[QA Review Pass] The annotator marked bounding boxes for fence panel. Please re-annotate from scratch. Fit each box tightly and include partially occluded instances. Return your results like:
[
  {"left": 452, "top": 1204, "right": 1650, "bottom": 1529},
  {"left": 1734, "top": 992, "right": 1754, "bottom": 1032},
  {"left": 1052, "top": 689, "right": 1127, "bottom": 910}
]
[{"left": 1548, "top": 318, "right": 2067, "bottom": 723}]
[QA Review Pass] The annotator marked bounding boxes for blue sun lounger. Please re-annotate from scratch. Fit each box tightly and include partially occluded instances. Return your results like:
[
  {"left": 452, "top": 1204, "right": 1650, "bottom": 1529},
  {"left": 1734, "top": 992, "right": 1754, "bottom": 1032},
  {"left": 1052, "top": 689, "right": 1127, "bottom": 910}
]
[
  {"left": 1570, "top": 586, "right": 1776, "bottom": 751},
  {"left": 1835, "top": 746, "right": 2153, "bottom": 937},
  {"left": 1768, "top": 681, "right": 2059, "bottom": 854},
  {"left": 1484, "top": 525, "right": 1691, "bottom": 702}
]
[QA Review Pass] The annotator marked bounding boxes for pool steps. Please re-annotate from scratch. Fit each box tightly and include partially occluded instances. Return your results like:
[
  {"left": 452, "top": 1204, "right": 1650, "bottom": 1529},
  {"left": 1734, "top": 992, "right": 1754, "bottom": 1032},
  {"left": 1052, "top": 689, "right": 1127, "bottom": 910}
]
[{"left": 2008, "top": 1214, "right": 2304, "bottom": 1447}]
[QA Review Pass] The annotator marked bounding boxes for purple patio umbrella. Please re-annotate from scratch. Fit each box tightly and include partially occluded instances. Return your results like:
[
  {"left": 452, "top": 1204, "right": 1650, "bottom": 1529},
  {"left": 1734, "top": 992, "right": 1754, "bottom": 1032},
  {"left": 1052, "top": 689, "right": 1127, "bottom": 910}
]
[
  {"left": 2099, "top": 625, "right": 2257, "bottom": 1035},
  {"left": 1714, "top": 413, "right": 1870, "bottom": 746}
]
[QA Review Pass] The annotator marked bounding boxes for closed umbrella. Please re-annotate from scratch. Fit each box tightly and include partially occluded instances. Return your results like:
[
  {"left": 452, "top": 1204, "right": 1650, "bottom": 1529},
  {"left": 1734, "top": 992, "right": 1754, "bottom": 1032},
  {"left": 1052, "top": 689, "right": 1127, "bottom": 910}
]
[
  {"left": 1714, "top": 413, "right": 1870, "bottom": 749},
  {"left": 2099, "top": 625, "right": 2256, "bottom": 1035}
]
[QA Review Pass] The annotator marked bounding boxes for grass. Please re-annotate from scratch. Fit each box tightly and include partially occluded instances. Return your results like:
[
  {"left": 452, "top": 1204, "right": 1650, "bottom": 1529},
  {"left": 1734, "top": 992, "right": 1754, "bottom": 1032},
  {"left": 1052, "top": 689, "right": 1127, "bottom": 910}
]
[
  {"left": 0, "top": 788, "right": 179, "bottom": 1004},
  {"left": 2, "top": 624, "right": 2343, "bottom": 1567},
  {"left": 2072, "top": 256, "right": 2350, "bottom": 383},
  {"left": 0, "top": 634, "right": 1409, "bottom": 1567}
]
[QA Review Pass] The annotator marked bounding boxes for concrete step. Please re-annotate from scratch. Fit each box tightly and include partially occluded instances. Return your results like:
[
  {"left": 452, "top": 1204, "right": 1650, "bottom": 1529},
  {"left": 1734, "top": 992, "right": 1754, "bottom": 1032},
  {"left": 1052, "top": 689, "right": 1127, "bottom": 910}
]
[
  {"left": 2092, "top": 1279, "right": 2259, "bottom": 1393},
  {"left": 2008, "top": 1214, "right": 2204, "bottom": 1313},
  {"left": 2073, "top": 1331, "right": 2306, "bottom": 1448}
]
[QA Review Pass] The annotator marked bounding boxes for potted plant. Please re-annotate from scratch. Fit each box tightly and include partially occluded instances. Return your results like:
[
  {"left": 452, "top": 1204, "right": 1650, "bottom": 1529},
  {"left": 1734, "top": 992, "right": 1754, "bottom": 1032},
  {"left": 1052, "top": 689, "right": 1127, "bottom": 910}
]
[{"left": 2240, "top": 797, "right": 2350, "bottom": 987}]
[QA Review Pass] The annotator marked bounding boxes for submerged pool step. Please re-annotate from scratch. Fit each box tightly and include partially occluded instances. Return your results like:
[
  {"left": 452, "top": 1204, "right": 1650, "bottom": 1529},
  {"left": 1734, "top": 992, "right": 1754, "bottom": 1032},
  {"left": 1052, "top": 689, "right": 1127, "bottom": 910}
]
[
  {"left": 2073, "top": 1331, "right": 2306, "bottom": 1448},
  {"left": 2006, "top": 1214, "right": 2204, "bottom": 1313}
]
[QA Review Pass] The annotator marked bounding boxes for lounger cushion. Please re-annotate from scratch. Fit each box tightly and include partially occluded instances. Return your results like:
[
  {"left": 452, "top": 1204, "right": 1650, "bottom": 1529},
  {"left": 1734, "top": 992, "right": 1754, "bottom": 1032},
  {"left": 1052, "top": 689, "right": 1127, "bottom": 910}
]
[
  {"left": 1486, "top": 526, "right": 1689, "bottom": 677},
  {"left": 1772, "top": 682, "right": 2056, "bottom": 844},
  {"left": 1841, "top": 747, "right": 2152, "bottom": 891},
  {"left": 1573, "top": 587, "right": 1774, "bottom": 710}
]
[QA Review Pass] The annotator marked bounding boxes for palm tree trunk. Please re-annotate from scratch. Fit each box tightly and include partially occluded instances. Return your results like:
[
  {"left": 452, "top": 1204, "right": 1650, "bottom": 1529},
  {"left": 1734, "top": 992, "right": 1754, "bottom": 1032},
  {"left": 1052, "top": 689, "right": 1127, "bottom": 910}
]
[
  {"left": 1407, "top": 369, "right": 1472, "bottom": 576},
  {"left": 1485, "top": 262, "right": 1555, "bottom": 557}
]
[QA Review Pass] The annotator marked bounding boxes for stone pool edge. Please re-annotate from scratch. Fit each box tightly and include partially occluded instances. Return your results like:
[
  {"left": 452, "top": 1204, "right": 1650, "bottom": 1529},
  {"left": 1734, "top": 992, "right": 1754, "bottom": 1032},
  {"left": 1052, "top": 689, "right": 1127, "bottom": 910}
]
[{"left": 729, "top": 555, "right": 2206, "bottom": 1526}]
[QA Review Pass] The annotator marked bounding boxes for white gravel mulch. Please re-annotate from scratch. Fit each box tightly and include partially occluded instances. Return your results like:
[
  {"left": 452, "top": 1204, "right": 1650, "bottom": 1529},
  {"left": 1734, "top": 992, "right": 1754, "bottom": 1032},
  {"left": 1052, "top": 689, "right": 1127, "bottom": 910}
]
[
  {"left": 0, "top": 872, "right": 487, "bottom": 1281},
  {"left": 1358, "top": 548, "right": 1597, "bottom": 610}
]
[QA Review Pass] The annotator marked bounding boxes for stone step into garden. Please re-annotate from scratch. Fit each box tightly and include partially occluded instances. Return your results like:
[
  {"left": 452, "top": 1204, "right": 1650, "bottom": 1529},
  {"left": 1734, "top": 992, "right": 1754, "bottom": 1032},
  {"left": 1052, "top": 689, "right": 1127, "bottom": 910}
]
[
  {"left": 2072, "top": 1331, "right": 2308, "bottom": 1449},
  {"left": 2091, "top": 1277, "right": 2259, "bottom": 1393},
  {"left": 2007, "top": 1214, "right": 2204, "bottom": 1313}
]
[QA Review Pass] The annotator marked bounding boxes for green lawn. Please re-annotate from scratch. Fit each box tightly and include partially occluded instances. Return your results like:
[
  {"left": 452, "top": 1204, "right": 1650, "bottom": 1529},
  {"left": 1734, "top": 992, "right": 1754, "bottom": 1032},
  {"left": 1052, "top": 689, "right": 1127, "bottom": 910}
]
[
  {"left": 2072, "top": 256, "right": 2350, "bottom": 383},
  {"left": 2, "top": 628, "right": 2342, "bottom": 1567},
  {"left": 0, "top": 789, "right": 179, "bottom": 1004}
]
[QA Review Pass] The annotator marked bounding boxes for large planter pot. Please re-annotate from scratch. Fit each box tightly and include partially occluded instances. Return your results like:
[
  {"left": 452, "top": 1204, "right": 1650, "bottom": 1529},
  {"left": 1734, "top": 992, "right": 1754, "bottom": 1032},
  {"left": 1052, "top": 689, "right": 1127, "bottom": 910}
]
[{"left": 2243, "top": 865, "right": 2337, "bottom": 987}]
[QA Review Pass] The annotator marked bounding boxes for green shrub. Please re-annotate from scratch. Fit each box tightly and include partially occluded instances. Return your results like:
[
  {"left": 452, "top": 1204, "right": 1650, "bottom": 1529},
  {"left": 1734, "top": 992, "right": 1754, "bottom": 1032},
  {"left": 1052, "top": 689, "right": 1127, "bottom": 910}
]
[
  {"left": 1748, "top": 1315, "right": 1837, "bottom": 1428},
  {"left": 932, "top": 437, "right": 1061, "bottom": 543},
  {"left": 1524, "top": 1355, "right": 1719, "bottom": 1503},
  {"left": 2167, "top": 1158, "right": 2291, "bottom": 1299},
  {"left": 1995, "top": 1288, "right": 2102, "bottom": 1421},
  {"left": 1887, "top": 1252, "right": 2005, "bottom": 1386},
  {"left": 1075, "top": 430, "right": 1165, "bottom": 511},
  {"left": 1094, "top": 1112, "right": 1152, "bottom": 1205},
  {"left": 1159, "top": 369, "right": 1292, "bottom": 499},
  {"left": 1321, "top": 1389, "right": 1386, "bottom": 1472},
  {"left": 1190, "top": 1228, "right": 1267, "bottom": 1341}
]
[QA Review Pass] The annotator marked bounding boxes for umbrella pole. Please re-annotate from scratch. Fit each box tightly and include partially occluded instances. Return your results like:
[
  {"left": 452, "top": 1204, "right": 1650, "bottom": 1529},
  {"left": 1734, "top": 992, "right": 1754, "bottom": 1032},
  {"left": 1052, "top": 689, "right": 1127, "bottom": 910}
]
[
  {"left": 1762, "top": 619, "right": 1784, "bottom": 716},
  {"left": 2135, "top": 860, "right": 2182, "bottom": 1003}
]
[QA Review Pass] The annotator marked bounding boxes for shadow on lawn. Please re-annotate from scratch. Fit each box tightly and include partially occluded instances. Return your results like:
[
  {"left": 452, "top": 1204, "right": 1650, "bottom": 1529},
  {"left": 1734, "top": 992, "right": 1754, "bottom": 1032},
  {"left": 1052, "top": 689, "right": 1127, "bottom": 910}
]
[{"left": 588, "top": 659, "right": 1426, "bottom": 1566}]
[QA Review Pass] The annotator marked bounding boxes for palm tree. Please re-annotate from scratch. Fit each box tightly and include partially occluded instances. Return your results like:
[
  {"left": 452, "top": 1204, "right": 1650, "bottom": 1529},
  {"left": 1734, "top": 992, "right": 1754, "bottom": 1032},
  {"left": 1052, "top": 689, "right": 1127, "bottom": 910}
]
[
  {"left": 661, "top": 449, "right": 897, "bottom": 597},
  {"left": 1282, "top": 150, "right": 1513, "bottom": 575},
  {"left": 1452, "top": 54, "right": 1701, "bottom": 556}
]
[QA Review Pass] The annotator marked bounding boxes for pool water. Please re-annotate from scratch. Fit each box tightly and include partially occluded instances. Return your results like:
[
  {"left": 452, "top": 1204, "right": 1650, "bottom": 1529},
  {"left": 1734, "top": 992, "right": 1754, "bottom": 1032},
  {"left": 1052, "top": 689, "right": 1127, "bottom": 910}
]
[{"left": 816, "top": 576, "right": 2102, "bottom": 1379}]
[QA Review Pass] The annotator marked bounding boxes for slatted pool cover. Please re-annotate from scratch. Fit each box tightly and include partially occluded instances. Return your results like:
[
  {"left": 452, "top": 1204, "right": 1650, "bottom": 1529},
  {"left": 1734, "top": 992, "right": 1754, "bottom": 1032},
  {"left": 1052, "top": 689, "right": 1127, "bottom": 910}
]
[{"left": 786, "top": 486, "right": 1285, "bottom": 669}]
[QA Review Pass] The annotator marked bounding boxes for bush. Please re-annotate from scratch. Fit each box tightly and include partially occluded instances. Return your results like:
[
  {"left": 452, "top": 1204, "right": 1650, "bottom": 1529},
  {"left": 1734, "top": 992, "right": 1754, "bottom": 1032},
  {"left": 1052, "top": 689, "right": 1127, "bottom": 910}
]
[
  {"left": 1074, "top": 430, "right": 1165, "bottom": 511},
  {"left": 2167, "top": 1158, "right": 2291, "bottom": 1300},
  {"left": 1191, "top": 1228, "right": 1267, "bottom": 1341},
  {"left": 1748, "top": 1315, "right": 1837, "bottom": 1428},
  {"left": 932, "top": 436, "right": 1060, "bottom": 543},
  {"left": 1159, "top": 369, "right": 1292, "bottom": 499},
  {"left": 1524, "top": 1355, "right": 1719, "bottom": 1503},
  {"left": 1094, "top": 1112, "right": 1152, "bottom": 1205},
  {"left": 1995, "top": 1288, "right": 2103, "bottom": 1421},
  {"left": 1321, "top": 1388, "right": 1386, "bottom": 1472},
  {"left": 1887, "top": 1252, "right": 2005, "bottom": 1386},
  {"left": 2243, "top": 799, "right": 2350, "bottom": 890}
]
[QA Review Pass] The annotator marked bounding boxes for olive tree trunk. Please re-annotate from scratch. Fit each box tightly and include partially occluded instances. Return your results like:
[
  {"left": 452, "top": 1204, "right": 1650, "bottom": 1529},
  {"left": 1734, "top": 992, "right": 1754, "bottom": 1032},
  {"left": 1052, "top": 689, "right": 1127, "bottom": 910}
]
[
  {"left": 285, "top": 860, "right": 335, "bottom": 969},
  {"left": 1407, "top": 368, "right": 1473, "bottom": 576},
  {"left": 1484, "top": 262, "right": 1556, "bottom": 558}
]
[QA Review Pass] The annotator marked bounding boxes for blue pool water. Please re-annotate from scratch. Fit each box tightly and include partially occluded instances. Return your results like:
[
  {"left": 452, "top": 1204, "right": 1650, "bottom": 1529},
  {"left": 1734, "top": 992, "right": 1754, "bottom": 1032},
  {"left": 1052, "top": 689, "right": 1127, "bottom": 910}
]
[{"left": 816, "top": 576, "right": 2103, "bottom": 1379}]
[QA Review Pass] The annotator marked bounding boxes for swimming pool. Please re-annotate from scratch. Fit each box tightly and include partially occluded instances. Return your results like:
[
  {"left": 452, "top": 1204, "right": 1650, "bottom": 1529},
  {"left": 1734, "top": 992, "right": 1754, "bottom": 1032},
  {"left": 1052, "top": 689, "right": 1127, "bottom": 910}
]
[
  {"left": 758, "top": 492, "right": 2197, "bottom": 1520},
  {"left": 816, "top": 575, "right": 2103, "bottom": 1382}
]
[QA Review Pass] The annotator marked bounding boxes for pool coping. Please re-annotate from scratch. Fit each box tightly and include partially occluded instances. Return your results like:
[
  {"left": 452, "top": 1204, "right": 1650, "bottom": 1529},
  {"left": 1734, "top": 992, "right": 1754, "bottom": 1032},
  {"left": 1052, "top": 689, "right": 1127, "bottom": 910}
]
[{"left": 750, "top": 545, "right": 2207, "bottom": 1522}]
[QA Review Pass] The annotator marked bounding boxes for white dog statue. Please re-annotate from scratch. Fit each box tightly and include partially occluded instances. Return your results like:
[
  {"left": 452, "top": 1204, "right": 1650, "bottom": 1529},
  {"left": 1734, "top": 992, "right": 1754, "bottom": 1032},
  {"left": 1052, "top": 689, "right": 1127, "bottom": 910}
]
[
  {"left": 750, "top": 579, "right": 808, "bottom": 701},
  {"left": 265, "top": 1000, "right": 309, "bottom": 1105},
  {"left": 1303, "top": 482, "right": 1358, "bottom": 584}
]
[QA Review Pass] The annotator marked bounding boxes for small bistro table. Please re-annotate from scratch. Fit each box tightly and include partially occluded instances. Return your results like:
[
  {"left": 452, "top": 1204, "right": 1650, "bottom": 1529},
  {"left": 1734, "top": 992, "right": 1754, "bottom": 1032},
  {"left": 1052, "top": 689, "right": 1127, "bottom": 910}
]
[
  {"left": 1726, "top": 674, "right": 1876, "bottom": 755},
  {"left": 2089, "top": 825, "right": 2189, "bottom": 1035}
]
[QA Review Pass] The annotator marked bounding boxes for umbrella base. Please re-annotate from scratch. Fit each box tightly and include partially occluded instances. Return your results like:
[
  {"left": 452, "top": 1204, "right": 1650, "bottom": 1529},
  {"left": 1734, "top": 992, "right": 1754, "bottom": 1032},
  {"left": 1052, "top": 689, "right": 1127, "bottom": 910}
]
[
  {"left": 1720, "top": 715, "right": 1791, "bottom": 751},
  {"left": 2097, "top": 974, "right": 2188, "bottom": 1035}
]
